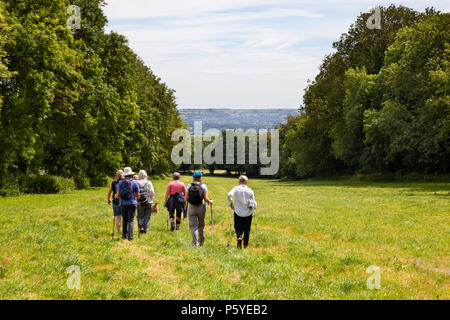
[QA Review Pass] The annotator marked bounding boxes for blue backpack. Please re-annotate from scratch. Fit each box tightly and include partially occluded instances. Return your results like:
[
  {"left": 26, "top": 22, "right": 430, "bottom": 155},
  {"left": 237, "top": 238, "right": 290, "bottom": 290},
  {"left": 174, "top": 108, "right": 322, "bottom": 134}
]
[{"left": 119, "top": 179, "right": 133, "bottom": 200}]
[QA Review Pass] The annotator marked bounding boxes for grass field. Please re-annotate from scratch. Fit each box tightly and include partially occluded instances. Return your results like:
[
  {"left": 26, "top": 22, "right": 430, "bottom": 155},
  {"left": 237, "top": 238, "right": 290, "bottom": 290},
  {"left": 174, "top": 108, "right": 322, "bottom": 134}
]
[{"left": 0, "top": 176, "right": 448, "bottom": 300}]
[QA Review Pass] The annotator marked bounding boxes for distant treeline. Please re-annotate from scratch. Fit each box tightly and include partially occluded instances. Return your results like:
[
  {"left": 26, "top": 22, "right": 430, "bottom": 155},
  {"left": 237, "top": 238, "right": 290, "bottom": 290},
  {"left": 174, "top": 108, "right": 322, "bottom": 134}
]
[
  {"left": 0, "top": 0, "right": 184, "bottom": 193},
  {"left": 178, "top": 130, "right": 277, "bottom": 177},
  {"left": 179, "top": 108, "right": 298, "bottom": 132},
  {"left": 278, "top": 6, "right": 449, "bottom": 179}
]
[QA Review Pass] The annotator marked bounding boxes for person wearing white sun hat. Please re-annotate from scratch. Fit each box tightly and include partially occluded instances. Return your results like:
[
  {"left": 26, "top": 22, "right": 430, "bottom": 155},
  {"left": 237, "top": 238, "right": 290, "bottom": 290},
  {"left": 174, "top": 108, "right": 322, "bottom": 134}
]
[{"left": 115, "top": 167, "right": 140, "bottom": 240}]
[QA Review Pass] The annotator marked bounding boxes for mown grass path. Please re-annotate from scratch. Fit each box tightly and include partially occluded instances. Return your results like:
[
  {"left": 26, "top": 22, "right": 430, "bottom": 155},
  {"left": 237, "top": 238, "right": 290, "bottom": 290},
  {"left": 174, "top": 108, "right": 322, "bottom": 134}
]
[{"left": 0, "top": 177, "right": 448, "bottom": 299}]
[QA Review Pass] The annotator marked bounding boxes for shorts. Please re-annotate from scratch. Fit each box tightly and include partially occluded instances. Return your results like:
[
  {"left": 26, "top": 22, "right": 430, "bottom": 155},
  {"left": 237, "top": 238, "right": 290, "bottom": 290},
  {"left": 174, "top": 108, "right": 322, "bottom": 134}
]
[{"left": 113, "top": 204, "right": 121, "bottom": 217}]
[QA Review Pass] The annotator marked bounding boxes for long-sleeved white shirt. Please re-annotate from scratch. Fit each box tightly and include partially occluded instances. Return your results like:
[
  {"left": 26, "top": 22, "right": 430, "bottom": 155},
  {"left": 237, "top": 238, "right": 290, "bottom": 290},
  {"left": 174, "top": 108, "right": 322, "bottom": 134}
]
[
  {"left": 137, "top": 179, "right": 155, "bottom": 204},
  {"left": 228, "top": 184, "right": 257, "bottom": 217}
]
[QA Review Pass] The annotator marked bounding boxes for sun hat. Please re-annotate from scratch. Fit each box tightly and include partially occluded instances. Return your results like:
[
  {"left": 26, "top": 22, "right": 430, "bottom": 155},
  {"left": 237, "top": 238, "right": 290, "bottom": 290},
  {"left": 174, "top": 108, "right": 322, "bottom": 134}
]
[
  {"left": 123, "top": 167, "right": 135, "bottom": 176},
  {"left": 192, "top": 171, "right": 203, "bottom": 178}
]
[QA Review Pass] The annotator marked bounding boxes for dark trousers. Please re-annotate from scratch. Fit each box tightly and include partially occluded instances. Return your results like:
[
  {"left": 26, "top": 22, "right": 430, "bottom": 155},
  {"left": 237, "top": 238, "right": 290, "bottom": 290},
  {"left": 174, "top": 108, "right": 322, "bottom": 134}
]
[
  {"left": 121, "top": 205, "right": 137, "bottom": 240},
  {"left": 234, "top": 212, "right": 253, "bottom": 246},
  {"left": 169, "top": 195, "right": 183, "bottom": 225},
  {"left": 137, "top": 203, "right": 153, "bottom": 232}
]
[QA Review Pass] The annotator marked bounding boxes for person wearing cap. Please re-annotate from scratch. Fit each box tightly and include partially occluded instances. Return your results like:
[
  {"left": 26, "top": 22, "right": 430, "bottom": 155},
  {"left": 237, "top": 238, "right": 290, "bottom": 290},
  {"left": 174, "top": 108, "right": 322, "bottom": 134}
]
[
  {"left": 164, "top": 172, "right": 186, "bottom": 231},
  {"left": 115, "top": 167, "right": 140, "bottom": 241},
  {"left": 185, "top": 171, "right": 213, "bottom": 247},
  {"left": 228, "top": 175, "right": 257, "bottom": 249}
]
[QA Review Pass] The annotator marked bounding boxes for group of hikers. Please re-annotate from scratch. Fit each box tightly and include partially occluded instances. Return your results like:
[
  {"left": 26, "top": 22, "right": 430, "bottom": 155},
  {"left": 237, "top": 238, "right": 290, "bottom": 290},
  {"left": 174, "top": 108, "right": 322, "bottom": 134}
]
[{"left": 107, "top": 167, "right": 258, "bottom": 249}]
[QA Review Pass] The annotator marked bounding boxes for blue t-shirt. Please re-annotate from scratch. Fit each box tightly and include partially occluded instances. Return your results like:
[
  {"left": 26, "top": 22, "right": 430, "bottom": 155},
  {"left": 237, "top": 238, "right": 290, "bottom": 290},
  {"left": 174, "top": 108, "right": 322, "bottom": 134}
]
[{"left": 117, "top": 178, "right": 140, "bottom": 206}]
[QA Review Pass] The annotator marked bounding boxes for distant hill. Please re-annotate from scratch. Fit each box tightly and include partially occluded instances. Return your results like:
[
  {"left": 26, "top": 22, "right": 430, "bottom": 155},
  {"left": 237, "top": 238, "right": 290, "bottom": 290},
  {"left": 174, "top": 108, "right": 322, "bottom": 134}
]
[{"left": 179, "top": 108, "right": 298, "bottom": 132}]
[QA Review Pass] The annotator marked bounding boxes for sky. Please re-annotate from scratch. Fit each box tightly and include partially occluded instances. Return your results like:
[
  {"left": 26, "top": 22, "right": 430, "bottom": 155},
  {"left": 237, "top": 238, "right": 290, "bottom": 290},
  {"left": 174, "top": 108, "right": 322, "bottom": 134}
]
[{"left": 103, "top": 0, "right": 450, "bottom": 109}]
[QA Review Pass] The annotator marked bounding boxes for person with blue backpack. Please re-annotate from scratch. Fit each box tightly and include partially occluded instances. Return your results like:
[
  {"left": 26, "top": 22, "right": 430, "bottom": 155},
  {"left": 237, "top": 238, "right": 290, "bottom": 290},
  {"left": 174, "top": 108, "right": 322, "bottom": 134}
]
[{"left": 115, "top": 167, "right": 140, "bottom": 241}]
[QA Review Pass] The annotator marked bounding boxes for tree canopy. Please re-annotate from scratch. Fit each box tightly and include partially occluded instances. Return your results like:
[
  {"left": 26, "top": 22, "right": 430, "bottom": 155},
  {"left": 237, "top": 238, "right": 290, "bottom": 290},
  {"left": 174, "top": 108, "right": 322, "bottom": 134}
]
[
  {"left": 279, "top": 6, "right": 449, "bottom": 178},
  {"left": 0, "top": 0, "right": 184, "bottom": 189}
]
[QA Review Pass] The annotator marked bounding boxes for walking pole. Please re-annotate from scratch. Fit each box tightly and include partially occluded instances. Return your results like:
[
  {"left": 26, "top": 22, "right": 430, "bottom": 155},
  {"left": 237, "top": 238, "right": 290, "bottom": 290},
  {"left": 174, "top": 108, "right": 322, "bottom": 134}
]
[
  {"left": 253, "top": 207, "right": 259, "bottom": 247},
  {"left": 165, "top": 202, "right": 169, "bottom": 231},
  {"left": 112, "top": 216, "right": 115, "bottom": 241},
  {"left": 210, "top": 204, "right": 214, "bottom": 247},
  {"left": 228, "top": 205, "right": 234, "bottom": 247},
  {"left": 185, "top": 202, "right": 189, "bottom": 238},
  {"left": 137, "top": 210, "right": 141, "bottom": 239},
  {"left": 227, "top": 213, "right": 232, "bottom": 247}
]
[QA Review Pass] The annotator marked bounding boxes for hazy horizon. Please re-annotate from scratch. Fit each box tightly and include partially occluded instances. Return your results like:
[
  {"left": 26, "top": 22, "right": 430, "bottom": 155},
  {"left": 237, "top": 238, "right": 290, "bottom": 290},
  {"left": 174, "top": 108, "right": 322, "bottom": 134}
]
[{"left": 177, "top": 106, "right": 300, "bottom": 110}]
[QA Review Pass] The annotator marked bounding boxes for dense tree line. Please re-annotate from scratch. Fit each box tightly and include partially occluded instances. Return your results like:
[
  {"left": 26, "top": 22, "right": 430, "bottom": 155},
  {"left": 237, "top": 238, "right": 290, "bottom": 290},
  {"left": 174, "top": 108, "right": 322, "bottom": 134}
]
[
  {"left": 178, "top": 130, "right": 276, "bottom": 177},
  {"left": 279, "top": 6, "right": 449, "bottom": 179},
  {"left": 0, "top": 0, "right": 184, "bottom": 191}
]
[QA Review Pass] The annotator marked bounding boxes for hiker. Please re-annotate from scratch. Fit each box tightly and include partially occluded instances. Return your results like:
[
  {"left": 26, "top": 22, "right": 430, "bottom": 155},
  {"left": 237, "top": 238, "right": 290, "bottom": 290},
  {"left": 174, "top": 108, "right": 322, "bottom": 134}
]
[
  {"left": 228, "top": 175, "right": 257, "bottom": 249},
  {"left": 115, "top": 167, "right": 140, "bottom": 241},
  {"left": 136, "top": 170, "right": 155, "bottom": 234},
  {"left": 107, "top": 170, "right": 123, "bottom": 234},
  {"left": 164, "top": 172, "right": 186, "bottom": 231},
  {"left": 185, "top": 171, "right": 213, "bottom": 247},
  {"left": 133, "top": 175, "right": 139, "bottom": 181}
]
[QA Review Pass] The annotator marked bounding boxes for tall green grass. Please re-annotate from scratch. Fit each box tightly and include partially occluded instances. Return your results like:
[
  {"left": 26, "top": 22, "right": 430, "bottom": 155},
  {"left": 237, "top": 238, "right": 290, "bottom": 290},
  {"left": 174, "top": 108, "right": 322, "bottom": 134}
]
[{"left": 0, "top": 177, "right": 448, "bottom": 299}]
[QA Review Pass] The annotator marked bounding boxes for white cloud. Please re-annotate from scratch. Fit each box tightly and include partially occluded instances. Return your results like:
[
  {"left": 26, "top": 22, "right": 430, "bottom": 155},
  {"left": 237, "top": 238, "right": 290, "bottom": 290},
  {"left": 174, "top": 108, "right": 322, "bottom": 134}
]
[
  {"left": 104, "top": 0, "right": 319, "bottom": 20},
  {"left": 103, "top": 0, "right": 450, "bottom": 108}
]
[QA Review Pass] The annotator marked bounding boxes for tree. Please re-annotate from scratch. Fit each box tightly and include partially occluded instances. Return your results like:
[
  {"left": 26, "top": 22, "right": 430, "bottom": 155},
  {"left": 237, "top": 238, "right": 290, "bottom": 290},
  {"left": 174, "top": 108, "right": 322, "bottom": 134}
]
[
  {"left": 0, "top": 0, "right": 185, "bottom": 191},
  {"left": 279, "top": 5, "right": 444, "bottom": 178},
  {"left": 363, "top": 13, "right": 450, "bottom": 174}
]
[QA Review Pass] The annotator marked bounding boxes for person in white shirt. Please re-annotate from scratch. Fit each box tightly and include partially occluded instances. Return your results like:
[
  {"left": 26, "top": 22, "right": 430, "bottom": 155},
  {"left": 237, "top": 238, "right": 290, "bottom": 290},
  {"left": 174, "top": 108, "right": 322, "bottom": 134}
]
[{"left": 228, "top": 175, "right": 257, "bottom": 249}]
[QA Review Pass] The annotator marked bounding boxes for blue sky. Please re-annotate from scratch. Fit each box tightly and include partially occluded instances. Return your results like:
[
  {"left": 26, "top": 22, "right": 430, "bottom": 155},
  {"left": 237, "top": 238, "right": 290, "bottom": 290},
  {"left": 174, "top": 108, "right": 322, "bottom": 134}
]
[{"left": 104, "top": 0, "right": 450, "bottom": 109}]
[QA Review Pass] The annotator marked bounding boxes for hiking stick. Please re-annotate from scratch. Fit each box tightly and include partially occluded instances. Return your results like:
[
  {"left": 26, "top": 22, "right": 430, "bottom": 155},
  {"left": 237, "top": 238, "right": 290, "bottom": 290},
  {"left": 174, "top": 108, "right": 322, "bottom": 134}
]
[
  {"left": 253, "top": 207, "right": 259, "bottom": 247},
  {"left": 165, "top": 201, "right": 169, "bottom": 231},
  {"left": 210, "top": 204, "right": 214, "bottom": 247},
  {"left": 137, "top": 209, "right": 141, "bottom": 239},
  {"left": 185, "top": 202, "right": 189, "bottom": 238},
  {"left": 227, "top": 212, "right": 232, "bottom": 247},
  {"left": 112, "top": 215, "right": 115, "bottom": 241},
  {"left": 228, "top": 204, "right": 235, "bottom": 247}
]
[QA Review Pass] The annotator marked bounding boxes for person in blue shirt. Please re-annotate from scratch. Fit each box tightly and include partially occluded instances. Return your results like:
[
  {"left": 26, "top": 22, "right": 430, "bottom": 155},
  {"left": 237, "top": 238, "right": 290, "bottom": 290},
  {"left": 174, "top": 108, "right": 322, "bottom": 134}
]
[{"left": 115, "top": 167, "right": 140, "bottom": 241}]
